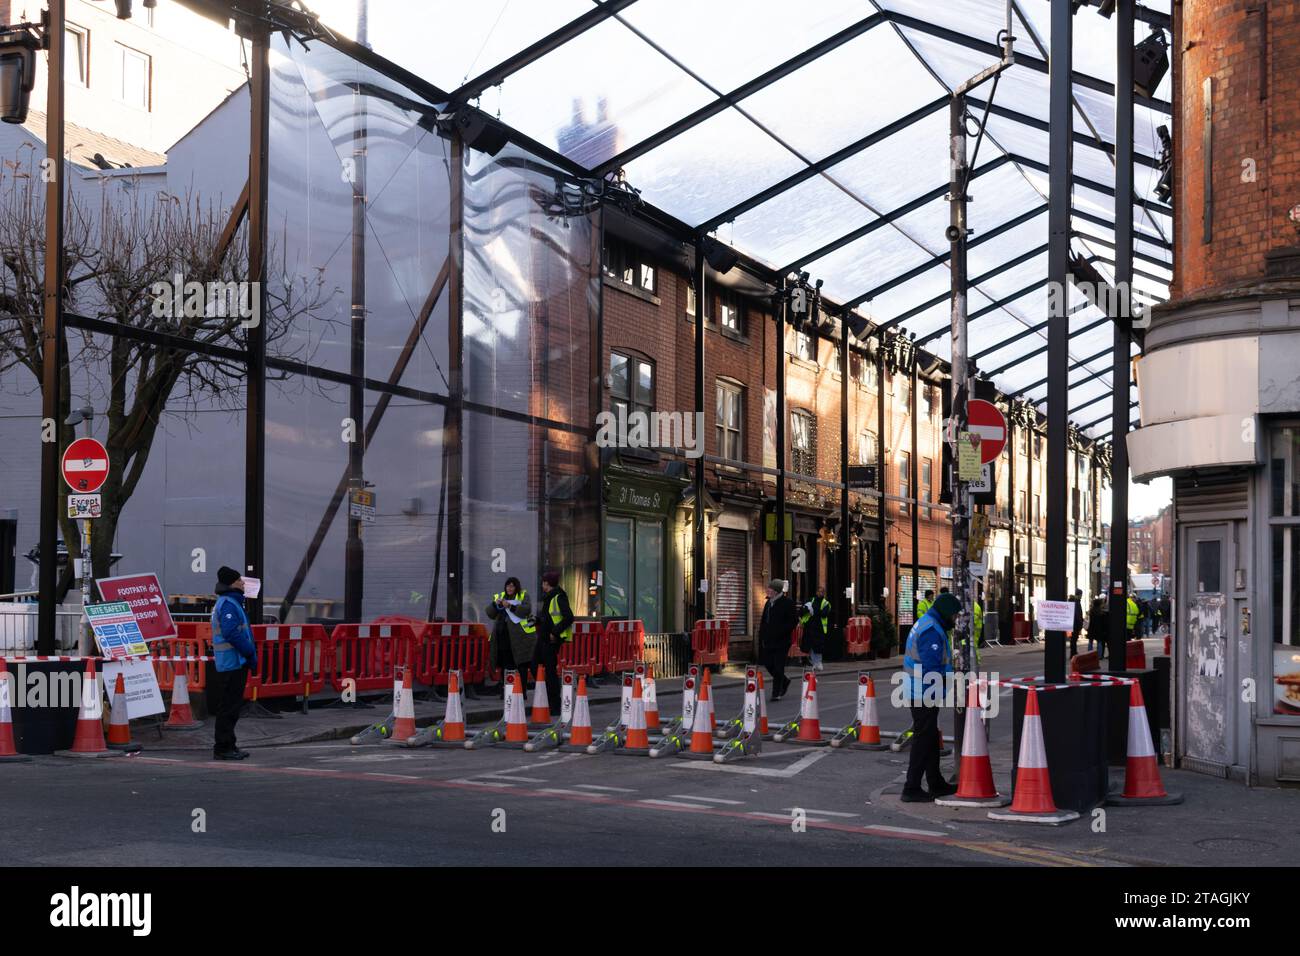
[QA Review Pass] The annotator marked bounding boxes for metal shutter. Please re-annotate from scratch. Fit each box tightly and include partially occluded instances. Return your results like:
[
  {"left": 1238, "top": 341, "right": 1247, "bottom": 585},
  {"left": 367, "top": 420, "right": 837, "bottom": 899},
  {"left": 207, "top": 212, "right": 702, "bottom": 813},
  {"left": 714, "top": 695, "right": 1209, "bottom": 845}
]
[{"left": 714, "top": 528, "right": 750, "bottom": 637}]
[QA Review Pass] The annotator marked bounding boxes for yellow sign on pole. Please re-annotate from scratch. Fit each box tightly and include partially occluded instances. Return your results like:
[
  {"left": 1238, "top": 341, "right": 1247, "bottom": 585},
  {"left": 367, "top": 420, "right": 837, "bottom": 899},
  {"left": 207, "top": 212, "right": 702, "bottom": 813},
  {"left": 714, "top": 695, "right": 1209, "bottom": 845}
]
[
  {"left": 957, "top": 431, "right": 982, "bottom": 481},
  {"left": 968, "top": 512, "right": 990, "bottom": 561}
]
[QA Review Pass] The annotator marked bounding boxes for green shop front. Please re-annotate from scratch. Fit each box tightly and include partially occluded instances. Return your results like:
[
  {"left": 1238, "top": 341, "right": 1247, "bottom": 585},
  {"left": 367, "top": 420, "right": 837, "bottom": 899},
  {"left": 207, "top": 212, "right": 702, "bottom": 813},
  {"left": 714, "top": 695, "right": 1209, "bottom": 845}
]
[{"left": 602, "top": 464, "right": 689, "bottom": 634}]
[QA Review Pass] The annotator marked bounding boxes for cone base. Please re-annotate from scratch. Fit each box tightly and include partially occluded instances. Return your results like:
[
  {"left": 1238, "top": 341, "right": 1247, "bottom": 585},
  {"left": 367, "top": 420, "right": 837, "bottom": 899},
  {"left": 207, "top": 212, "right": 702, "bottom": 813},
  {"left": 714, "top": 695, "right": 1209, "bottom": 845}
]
[
  {"left": 986, "top": 807, "right": 1080, "bottom": 825},
  {"left": 498, "top": 739, "right": 528, "bottom": 749},
  {"left": 427, "top": 738, "right": 468, "bottom": 749},
  {"left": 612, "top": 746, "right": 651, "bottom": 756},
  {"left": 1106, "top": 792, "right": 1183, "bottom": 806},
  {"left": 676, "top": 749, "right": 716, "bottom": 760},
  {"left": 107, "top": 741, "right": 142, "bottom": 752},
  {"left": 936, "top": 794, "right": 1010, "bottom": 807},
  {"left": 559, "top": 743, "right": 594, "bottom": 753},
  {"left": 849, "top": 741, "right": 890, "bottom": 751},
  {"left": 163, "top": 721, "right": 203, "bottom": 731},
  {"left": 783, "top": 735, "right": 830, "bottom": 747}
]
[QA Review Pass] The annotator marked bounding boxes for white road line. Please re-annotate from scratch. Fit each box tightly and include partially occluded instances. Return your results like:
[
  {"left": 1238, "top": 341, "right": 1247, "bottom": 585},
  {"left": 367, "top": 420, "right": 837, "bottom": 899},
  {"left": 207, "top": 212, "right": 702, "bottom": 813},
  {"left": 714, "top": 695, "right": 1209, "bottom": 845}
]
[
  {"left": 144, "top": 757, "right": 181, "bottom": 762},
  {"left": 866, "top": 824, "right": 948, "bottom": 837},
  {"left": 284, "top": 766, "right": 336, "bottom": 772},
  {"left": 536, "top": 788, "right": 596, "bottom": 796},
  {"left": 781, "top": 807, "right": 859, "bottom": 818},
  {"left": 573, "top": 784, "right": 637, "bottom": 793},
  {"left": 486, "top": 775, "right": 547, "bottom": 783},
  {"left": 448, "top": 778, "right": 516, "bottom": 787},
  {"left": 365, "top": 772, "right": 419, "bottom": 779},
  {"left": 668, "top": 795, "right": 744, "bottom": 805},
  {"left": 747, "top": 811, "right": 794, "bottom": 820},
  {"left": 639, "top": 798, "right": 714, "bottom": 810},
  {"left": 668, "top": 749, "right": 830, "bottom": 778}
]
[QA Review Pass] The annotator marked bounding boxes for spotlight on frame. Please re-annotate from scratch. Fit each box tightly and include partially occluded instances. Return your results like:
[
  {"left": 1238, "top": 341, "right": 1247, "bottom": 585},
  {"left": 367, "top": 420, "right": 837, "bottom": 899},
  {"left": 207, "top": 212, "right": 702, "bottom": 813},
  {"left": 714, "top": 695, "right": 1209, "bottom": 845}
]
[{"left": 0, "top": 25, "right": 42, "bottom": 125}]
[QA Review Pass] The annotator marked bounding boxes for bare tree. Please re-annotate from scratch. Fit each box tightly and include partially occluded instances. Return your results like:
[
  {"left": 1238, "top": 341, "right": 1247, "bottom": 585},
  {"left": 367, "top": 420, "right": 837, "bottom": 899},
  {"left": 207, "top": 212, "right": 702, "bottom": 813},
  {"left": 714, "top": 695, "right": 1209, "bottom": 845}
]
[{"left": 0, "top": 150, "right": 336, "bottom": 585}]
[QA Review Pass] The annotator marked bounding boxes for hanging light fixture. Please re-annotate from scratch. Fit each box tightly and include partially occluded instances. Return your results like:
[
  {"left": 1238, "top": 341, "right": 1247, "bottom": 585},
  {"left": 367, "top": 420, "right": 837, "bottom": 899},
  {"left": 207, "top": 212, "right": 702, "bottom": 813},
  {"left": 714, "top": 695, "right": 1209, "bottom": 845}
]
[{"left": 0, "top": 22, "right": 44, "bottom": 125}]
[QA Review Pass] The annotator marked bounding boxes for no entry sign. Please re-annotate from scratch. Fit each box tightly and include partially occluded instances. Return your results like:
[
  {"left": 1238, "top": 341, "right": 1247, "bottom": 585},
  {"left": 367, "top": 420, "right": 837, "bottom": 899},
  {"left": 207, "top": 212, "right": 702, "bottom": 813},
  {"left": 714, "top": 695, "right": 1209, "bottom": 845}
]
[
  {"left": 97, "top": 572, "right": 176, "bottom": 641},
  {"left": 62, "top": 437, "right": 110, "bottom": 493},
  {"left": 966, "top": 400, "right": 1007, "bottom": 465}
]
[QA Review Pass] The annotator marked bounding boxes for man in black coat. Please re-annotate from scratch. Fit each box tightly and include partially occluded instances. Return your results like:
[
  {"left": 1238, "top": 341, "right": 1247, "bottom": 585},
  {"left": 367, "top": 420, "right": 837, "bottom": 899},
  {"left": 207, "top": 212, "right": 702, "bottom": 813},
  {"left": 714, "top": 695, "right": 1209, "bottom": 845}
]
[{"left": 759, "top": 579, "right": 797, "bottom": 700}]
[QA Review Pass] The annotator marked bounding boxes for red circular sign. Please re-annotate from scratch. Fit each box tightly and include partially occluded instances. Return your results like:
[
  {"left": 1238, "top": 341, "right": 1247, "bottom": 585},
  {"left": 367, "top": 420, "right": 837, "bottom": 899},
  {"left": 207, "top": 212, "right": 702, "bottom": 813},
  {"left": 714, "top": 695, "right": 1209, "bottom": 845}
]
[
  {"left": 62, "top": 437, "right": 110, "bottom": 493},
  {"left": 967, "top": 400, "right": 1007, "bottom": 464}
]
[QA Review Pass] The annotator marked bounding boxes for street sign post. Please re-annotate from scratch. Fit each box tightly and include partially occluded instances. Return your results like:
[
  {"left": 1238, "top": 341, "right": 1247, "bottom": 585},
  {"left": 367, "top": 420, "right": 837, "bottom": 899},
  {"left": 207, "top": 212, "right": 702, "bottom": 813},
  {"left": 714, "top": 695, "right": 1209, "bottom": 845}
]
[
  {"left": 62, "top": 437, "right": 110, "bottom": 655},
  {"left": 97, "top": 572, "right": 176, "bottom": 642},
  {"left": 966, "top": 399, "right": 1007, "bottom": 464}
]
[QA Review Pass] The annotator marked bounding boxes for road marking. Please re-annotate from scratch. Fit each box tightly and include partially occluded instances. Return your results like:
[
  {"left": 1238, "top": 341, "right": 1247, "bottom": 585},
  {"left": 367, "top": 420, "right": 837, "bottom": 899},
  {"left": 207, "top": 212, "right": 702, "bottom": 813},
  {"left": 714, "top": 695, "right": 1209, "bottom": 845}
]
[
  {"left": 447, "top": 778, "right": 516, "bottom": 787},
  {"left": 365, "top": 772, "right": 419, "bottom": 779},
  {"left": 781, "top": 807, "right": 858, "bottom": 818},
  {"left": 537, "top": 788, "right": 596, "bottom": 796},
  {"left": 573, "top": 784, "right": 637, "bottom": 793},
  {"left": 486, "top": 775, "right": 547, "bottom": 783},
  {"left": 669, "top": 795, "right": 744, "bottom": 805},
  {"left": 640, "top": 799, "right": 715, "bottom": 810},
  {"left": 285, "top": 766, "right": 337, "bottom": 772},
  {"left": 668, "top": 749, "right": 830, "bottom": 778},
  {"left": 866, "top": 824, "right": 948, "bottom": 838}
]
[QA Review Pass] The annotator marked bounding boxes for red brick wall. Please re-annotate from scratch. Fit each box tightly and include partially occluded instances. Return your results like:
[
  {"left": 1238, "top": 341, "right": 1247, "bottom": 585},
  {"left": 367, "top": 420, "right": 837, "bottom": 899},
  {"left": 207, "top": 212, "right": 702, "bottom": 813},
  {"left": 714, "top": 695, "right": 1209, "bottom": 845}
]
[{"left": 1172, "top": 0, "right": 1300, "bottom": 300}]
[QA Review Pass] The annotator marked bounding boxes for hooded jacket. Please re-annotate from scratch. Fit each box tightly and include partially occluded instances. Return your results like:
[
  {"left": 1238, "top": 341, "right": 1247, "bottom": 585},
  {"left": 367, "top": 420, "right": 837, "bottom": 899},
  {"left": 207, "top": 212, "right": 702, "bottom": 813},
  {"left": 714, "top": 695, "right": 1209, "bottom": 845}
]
[{"left": 211, "top": 584, "right": 257, "bottom": 673}]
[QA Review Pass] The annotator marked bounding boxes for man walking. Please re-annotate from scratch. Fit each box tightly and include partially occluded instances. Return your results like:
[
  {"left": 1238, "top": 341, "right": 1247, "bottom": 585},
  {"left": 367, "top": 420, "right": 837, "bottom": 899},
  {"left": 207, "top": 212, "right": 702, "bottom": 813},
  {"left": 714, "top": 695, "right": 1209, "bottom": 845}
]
[
  {"left": 901, "top": 592, "right": 959, "bottom": 802},
  {"left": 1070, "top": 588, "right": 1085, "bottom": 659},
  {"left": 209, "top": 566, "right": 257, "bottom": 760},
  {"left": 759, "top": 580, "right": 797, "bottom": 701}
]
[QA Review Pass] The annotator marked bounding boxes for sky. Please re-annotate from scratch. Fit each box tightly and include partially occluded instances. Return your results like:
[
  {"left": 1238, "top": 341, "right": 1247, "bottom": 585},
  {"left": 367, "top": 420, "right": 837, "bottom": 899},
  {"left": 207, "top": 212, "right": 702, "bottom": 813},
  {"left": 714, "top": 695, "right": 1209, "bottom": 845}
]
[{"left": 1129, "top": 474, "right": 1172, "bottom": 520}]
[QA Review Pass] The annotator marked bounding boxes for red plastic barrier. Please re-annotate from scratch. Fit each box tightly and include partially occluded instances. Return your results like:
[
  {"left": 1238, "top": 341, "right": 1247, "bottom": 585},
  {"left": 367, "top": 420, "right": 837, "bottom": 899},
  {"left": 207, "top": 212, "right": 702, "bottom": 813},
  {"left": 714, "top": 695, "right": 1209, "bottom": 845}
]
[
  {"left": 415, "top": 622, "right": 490, "bottom": 687},
  {"left": 1069, "top": 650, "right": 1100, "bottom": 675},
  {"left": 152, "top": 634, "right": 210, "bottom": 692},
  {"left": 690, "top": 619, "right": 730, "bottom": 666},
  {"left": 1164, "top": 634, "right": 1171, "bottom": 656},
  {"left": 329, "top": 622, "right": 421, "bottom": 694},
  {"left": 247, "top": 624, "right": 332, "bottom": 701},
  {"left": 558, "top": 621, "right": 603, "bottom": 677},
  {"left": 1012, "top": 612, "right": 1030, "bottom": 644},
  {"left": 1126, "top": 639, "right": 1146, "bottom": 669},
  {"left": 845, "top": 616, "right": 873, "bottom": 658},
  {"left": 788, "top": 625, "right": 808, "bottom": 660},
  {"left": 602, "top": 619, "right": 645, "bottom": 674}
]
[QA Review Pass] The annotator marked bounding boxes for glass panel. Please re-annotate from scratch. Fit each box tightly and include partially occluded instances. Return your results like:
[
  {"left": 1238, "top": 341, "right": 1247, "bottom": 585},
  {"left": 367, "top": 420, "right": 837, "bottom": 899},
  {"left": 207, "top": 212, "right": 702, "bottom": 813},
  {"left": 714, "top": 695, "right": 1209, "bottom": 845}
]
[
  {"left": 802, "top": 208, "right": 946, "bottom": 305},
  {"left": 1271, "top": 427, "right": 1300, "bottom": 518},
  {"left": 635, "top": 520, "right": 664, "bottom": 633},
  {"left": 635, "top": 360, "right": 653, "bottom": 407},
  {"left": 824, "top": 108, "right": 951, "bottom": 214},
  {"left": 741, "top": 26, "right": 942, "bottom": 162},
  {"left": 729, "top": 167, "right": 878, "bottom": 271},
  {"left": 1196, "top": 540, "right": 1222, "bottom": 594},
  {"left": 878, "top": 0, "right": 1016, "bottom": 42},
  {"left": 482, "top": 17, "right": 718, "bottom": 169},
  {"left": 621, "top": 0, "right": 870, "bottom": 93},
  {"left": 1272, "top": 529, "right": 1300, "bottom": 663},
  {"left": 310, "top": 0, "right": 591, "bottom": 94},
  {"left": 605, "top": 518, "right": 633, "bottom": 620},
  {"left": 622, "top": 107, "right": 806, "bottom": 225},
  {"left": 901, "top": 31, "right": 1054, "bottom": 123}
]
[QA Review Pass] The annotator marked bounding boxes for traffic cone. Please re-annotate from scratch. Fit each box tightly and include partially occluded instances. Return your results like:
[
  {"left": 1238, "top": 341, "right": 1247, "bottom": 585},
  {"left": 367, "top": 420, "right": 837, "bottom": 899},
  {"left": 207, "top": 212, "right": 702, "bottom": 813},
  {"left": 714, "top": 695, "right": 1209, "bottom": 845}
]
[
  {"left": 651, "top": 672, "right": 696, "bottom": 758},
  {"left": 607, "top": 673, "right": 634, "bottom": 733},
  {"left": 676, "top": 676, "right": 715, "bottom": 760},
  {"left": 703, "top": 669, "right": 717, "bottom": 731},
  {"left": 0, "top": 660, "right": 31, "bottom": 762},
  {"left": 832, "top": 672, "right": 889, "bottom": 750},
  {"left": 1107, "top": 680, "right": 1182, "bottom": 805},
  {"left": 613, "top": 678, "right": 651, "bottom": 755},
  {"left": 757, "top": 671, "right": 772, "bottom": 739},
  {"left": 466, "top": 669, "right": 514, "bottom": 749},
  {"left": 937, "top": 678, "right": 1008, "bottom": 807},
  {"left": 561, "top": 675, "right": 594, "bottom": 752},
  {"left": 716, "top": 666, "right": 757, "bottom": 740},
  {"left": 388, "top": 661, "right": 418, "bottom": 743},
  {"left": 716, "top": 675, "right": 762, "bottom": 763},
  {"left": 643, "top": 666, "right": 660, "bottom": 731},
  {"left": 164, "top": 671, "right": 203, "bottom": 731},
  {"left": 406, "top": 669, "right": 467, "bottom": 748},
  {"left": 503, "top": 671, "right": 529, "bottom": 746},
  {"left": 105, "top": 673, "right": 141, "bottom": 752},
  {"left": 529, "top": 665, "right": 552, "bottom": 726},
  {"left": 792, "top": 671, "right": 827, "bottom": 745},
  {"left": 988, "top": 687, "right": 1079, "bottom": 824},
  {"left": 56, "top": 660, "right": 121, "bottom": 758}
]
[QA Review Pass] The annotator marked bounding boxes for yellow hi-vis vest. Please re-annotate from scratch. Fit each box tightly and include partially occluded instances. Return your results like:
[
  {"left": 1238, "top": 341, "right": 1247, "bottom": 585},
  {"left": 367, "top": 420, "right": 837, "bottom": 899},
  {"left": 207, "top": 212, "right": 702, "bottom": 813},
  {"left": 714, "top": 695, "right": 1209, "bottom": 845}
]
[
  {"left": 495, "top": 590, "right": 536, "bottom": 634},
  {"left": 799, "top": 597, "right": 831, "bottom": 634},
  {"left": 549, "top": 592, "right": 573, "bottom": 642},
  {"left": 1126, "top": 596, "right": 1140, "bottom": 630}
]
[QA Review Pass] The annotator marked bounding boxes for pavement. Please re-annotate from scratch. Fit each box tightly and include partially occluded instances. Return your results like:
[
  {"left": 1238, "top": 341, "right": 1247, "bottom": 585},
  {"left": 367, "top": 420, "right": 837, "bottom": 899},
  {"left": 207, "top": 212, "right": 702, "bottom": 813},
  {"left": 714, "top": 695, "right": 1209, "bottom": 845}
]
[{"left": 4, "top": 637, "right": 1298, "bottom": 867}]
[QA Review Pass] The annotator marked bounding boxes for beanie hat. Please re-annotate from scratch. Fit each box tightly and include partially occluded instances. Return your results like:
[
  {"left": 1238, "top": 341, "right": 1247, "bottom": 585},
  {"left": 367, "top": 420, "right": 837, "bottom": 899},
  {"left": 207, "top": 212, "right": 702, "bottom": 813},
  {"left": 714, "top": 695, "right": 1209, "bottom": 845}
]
[
  {"left": 932, "top": 592, "right": 961, "bottom": 625},
  {"left": 217, "top": 566, "right": 241, "bottom": 587}
]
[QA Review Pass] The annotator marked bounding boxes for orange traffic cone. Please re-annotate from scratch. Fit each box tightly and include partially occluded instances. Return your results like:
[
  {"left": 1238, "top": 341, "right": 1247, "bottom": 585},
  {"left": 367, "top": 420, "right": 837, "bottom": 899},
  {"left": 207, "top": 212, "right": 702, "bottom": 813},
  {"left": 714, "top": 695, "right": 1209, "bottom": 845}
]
[
  {"left": 529, "top": 665, "right": 552, "bottom": 726},
  {"left": 390, "top": 662, "right": 418, "bottom": 743},
  {"left": 561, "top": 675, "right": 594, "bottom": 751},
  {"left": 757, "top": 671, "right": 772, "bottom": 739},
  {"left": 643, "top": 666, "right": 660, "bottom": 731},
  {"left": 988, "top": 687, "right": 1078, "bottom": 824},
  {"left": 938, "top": 678, "right": 1007, "bottom": 807},
  {"left": 105, "top": 673, "right": 141, "bottom": 752},
  {"left": 503, "top": 671, "right": 529, "bottom": 745},
  {"left": 0, "top": 660, "right": 30, "bottom": 762},
  {"left": 703, "top": 669, "right": 717, "bottom": 731},
  {"left": 677, "top": 677, "right": 715, "bottom": 760},
  {"left": 1108, "top": 680, "right": 1182, "bottom": 805},
  {"left": 436, "top": 670, "right": 467, "bottom": 745},
  {"left": 164, "top": 671, "right": 203, "bottom": 731},
  {"left": 614, "top": 678, "right": 651, "bottom": 755},
  {"left": 789, "top": 671, "right": 828, "bottom": 746},
  {"left": 57, "top": 660, "right": 117, "bottom": 757}
]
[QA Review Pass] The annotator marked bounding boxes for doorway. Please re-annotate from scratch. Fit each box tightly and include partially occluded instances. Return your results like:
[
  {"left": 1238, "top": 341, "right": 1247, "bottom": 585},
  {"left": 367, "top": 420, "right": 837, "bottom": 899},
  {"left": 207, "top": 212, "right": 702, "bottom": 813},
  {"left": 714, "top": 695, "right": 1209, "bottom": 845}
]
[
  {"left": 1179, "top": 523, "right": 1233, "bottom": 771},
  {"left": 604, "top": 516, "right": 664, "bottom": 632}
]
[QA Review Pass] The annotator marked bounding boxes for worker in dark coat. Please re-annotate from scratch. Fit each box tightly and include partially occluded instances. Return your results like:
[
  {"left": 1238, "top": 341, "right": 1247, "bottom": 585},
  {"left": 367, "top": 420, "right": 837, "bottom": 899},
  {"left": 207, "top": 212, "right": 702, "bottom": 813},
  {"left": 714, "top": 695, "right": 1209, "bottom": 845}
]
[{"left": 759, "top": 579, "right": 797, "bottom": 700}]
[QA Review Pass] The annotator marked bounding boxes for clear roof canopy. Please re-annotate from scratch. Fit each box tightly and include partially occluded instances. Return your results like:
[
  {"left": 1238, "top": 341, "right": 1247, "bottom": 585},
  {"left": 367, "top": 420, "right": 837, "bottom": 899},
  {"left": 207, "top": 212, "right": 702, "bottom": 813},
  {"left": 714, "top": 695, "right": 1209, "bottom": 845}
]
[{"left": 310, "top": 0, "right": 1173, "bottom": 442}]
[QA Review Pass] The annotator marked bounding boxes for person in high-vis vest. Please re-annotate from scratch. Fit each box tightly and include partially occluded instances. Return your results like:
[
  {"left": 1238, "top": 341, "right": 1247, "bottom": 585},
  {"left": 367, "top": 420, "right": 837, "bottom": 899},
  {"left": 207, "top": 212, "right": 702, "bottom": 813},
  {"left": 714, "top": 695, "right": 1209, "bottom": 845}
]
[
  {"left": 916, "top": 589, "right": 935, "bottom": 621},
  {"left": 972, "top": 599, "right": 984, "bottom": 667},
  {"left": 209, "top": 566, "right": 257, "bottom": 760},
  {"left": 901, "top": 592, "right": 959, "bottom": 802},
  {"left": 1126, "top": 595, "right": 1140, "bottom": 639},
  {"left": 533, "top": 570, "right": 573, "bottom": 711},
  {"left": 485, "top": 577, "right": 535, "bottom": 690},
  {"left": 799, "top": 585, "right": 832, "bottom": 671}
]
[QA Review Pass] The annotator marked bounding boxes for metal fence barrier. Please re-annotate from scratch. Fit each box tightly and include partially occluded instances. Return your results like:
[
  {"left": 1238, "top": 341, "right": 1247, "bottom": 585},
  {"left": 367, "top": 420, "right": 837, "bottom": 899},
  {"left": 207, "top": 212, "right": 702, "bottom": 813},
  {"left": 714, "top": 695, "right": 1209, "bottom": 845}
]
[
  {"left": 0, "top": 607, "right": 82, "bottom": 653},
  {"left": 642, "top": 633, "right": 691, "bottom": 680}
]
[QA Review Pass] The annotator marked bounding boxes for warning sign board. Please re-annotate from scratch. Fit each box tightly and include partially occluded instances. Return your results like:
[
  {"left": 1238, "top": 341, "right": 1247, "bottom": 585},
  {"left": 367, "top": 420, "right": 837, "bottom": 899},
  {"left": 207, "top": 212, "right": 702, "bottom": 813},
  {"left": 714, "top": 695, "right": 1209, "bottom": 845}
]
[
  {"left": 348, "top": 488, "right": 376, "bottom": 522},
  {"left": 102, "top": 658, "right": 165, "bottom": 719},
  {"left": 84, "top": 602, "right": 150, "bottom": 659},
  {"left": 96, "top": 572, "right": 176, "bottom": 641}
]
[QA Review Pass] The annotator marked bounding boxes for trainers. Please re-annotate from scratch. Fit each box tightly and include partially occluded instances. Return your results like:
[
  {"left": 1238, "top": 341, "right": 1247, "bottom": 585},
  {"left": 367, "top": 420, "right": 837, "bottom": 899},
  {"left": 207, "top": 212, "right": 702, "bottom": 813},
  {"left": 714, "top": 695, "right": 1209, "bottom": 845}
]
[{"left": 900, "top": 788, "right": 934, "bottom": 803}]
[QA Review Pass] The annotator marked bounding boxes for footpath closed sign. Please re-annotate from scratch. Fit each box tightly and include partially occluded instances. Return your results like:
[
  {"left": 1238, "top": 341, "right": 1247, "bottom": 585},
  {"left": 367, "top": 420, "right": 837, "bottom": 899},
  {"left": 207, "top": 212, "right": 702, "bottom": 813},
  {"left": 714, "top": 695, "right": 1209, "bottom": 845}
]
[
  {"left": 97, "top": 572, "right": 175, "bottom": 641},
  {"left": 1036, "top": 599, "right": 1077, "bottom": 633}
]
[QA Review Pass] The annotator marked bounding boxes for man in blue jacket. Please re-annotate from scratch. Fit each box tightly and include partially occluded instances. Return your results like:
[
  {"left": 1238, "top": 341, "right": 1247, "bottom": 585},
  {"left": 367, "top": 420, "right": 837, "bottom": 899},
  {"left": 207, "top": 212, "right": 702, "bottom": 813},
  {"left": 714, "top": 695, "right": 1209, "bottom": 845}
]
[
  {"left": 900, "top": 592, "right": 960, "bottom": 802},
  {"left": 209, "top": 566, "right": 258, "bottom": 760}
]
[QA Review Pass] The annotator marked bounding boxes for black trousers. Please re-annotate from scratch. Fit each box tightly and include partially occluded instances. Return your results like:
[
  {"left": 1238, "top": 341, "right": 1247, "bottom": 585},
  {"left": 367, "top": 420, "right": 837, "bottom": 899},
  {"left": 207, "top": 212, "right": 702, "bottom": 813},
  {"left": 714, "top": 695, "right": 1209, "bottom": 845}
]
[
  {"left": 532, "top": 638, "right": 561, "bottom": 713},
  {"left": 762, "top": 644, "right": 788, "bottom": 695},
  {"left": 904, "top": 704, "right": 947, "bottom": 792},
  {"left": 208, "top": 666, "right": 248, "bottom": 754}
]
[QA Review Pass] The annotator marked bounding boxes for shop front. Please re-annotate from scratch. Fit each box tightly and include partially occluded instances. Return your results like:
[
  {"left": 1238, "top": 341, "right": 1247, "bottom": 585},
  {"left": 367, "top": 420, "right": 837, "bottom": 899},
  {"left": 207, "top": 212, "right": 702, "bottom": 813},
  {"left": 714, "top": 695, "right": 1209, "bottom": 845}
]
[{"left": 603, "top": 465, "right": 687, "bottom": 634}]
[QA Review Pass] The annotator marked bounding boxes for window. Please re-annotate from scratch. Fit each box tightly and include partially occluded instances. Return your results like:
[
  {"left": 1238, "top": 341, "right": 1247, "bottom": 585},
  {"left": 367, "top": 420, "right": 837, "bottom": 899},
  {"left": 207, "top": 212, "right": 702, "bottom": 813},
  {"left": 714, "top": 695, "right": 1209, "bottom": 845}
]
[
  {"left": 793, "top": 330, "right": 817, "bottom": 363},
  {"left": 603, "top": 237, "right": 656, "bottom": 294},
  {"left": 791, "top": 410, "right": 816, "bottom": 475},
  {"left": 921, "top": 385, "right": 936, "bottom": 420},
  {"left": 857, "top": 430, "right": 877, "bottom": 466},
  {"left": 716, "top": 380, "right": 743, "bottom": 461},
  {"left": 831, "top": 345, "right": 842, "bottom": 374},
  {"left": 1034, "top": 434, "right": 1043, "bottom": 457},
  {"left": 899, "top": 376, "right": 911, "bottom": 409},
  {"left": 610, "top": 351, "right": 653, "bottom": 420},
  {"left": 717, "top": 290, "right": 743, "bottom": 333},
  {"left": 1018, "top": 428, "right": 1028, "bottom": 454},
  {"left": 66, "top": 25, "right": 89, "bottom": 87},
  {"left": 685, "top": 283, "right": 696, "bottom": 318},
  {"left": 117, "top": 43, "right": 151, "bottom": 110},
  {"left": 899, "top": 452, "right": 911, "bottom": 516},
  {"left": 1034, "top": 493, "right": 1042, "bottom": 528},
  {"left": 922, "top": 458, "right": 933, "bottom": 519},
  {"left": 851, "top": 352, "right": 878, "bottom": 389}
]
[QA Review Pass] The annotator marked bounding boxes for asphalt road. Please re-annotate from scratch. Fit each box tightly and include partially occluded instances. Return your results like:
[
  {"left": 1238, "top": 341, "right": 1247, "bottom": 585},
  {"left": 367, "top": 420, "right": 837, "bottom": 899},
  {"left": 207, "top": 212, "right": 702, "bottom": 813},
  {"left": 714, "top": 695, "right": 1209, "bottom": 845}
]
[{"left": 2, "top": 641, "right": 1295, "bottom": 867}]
